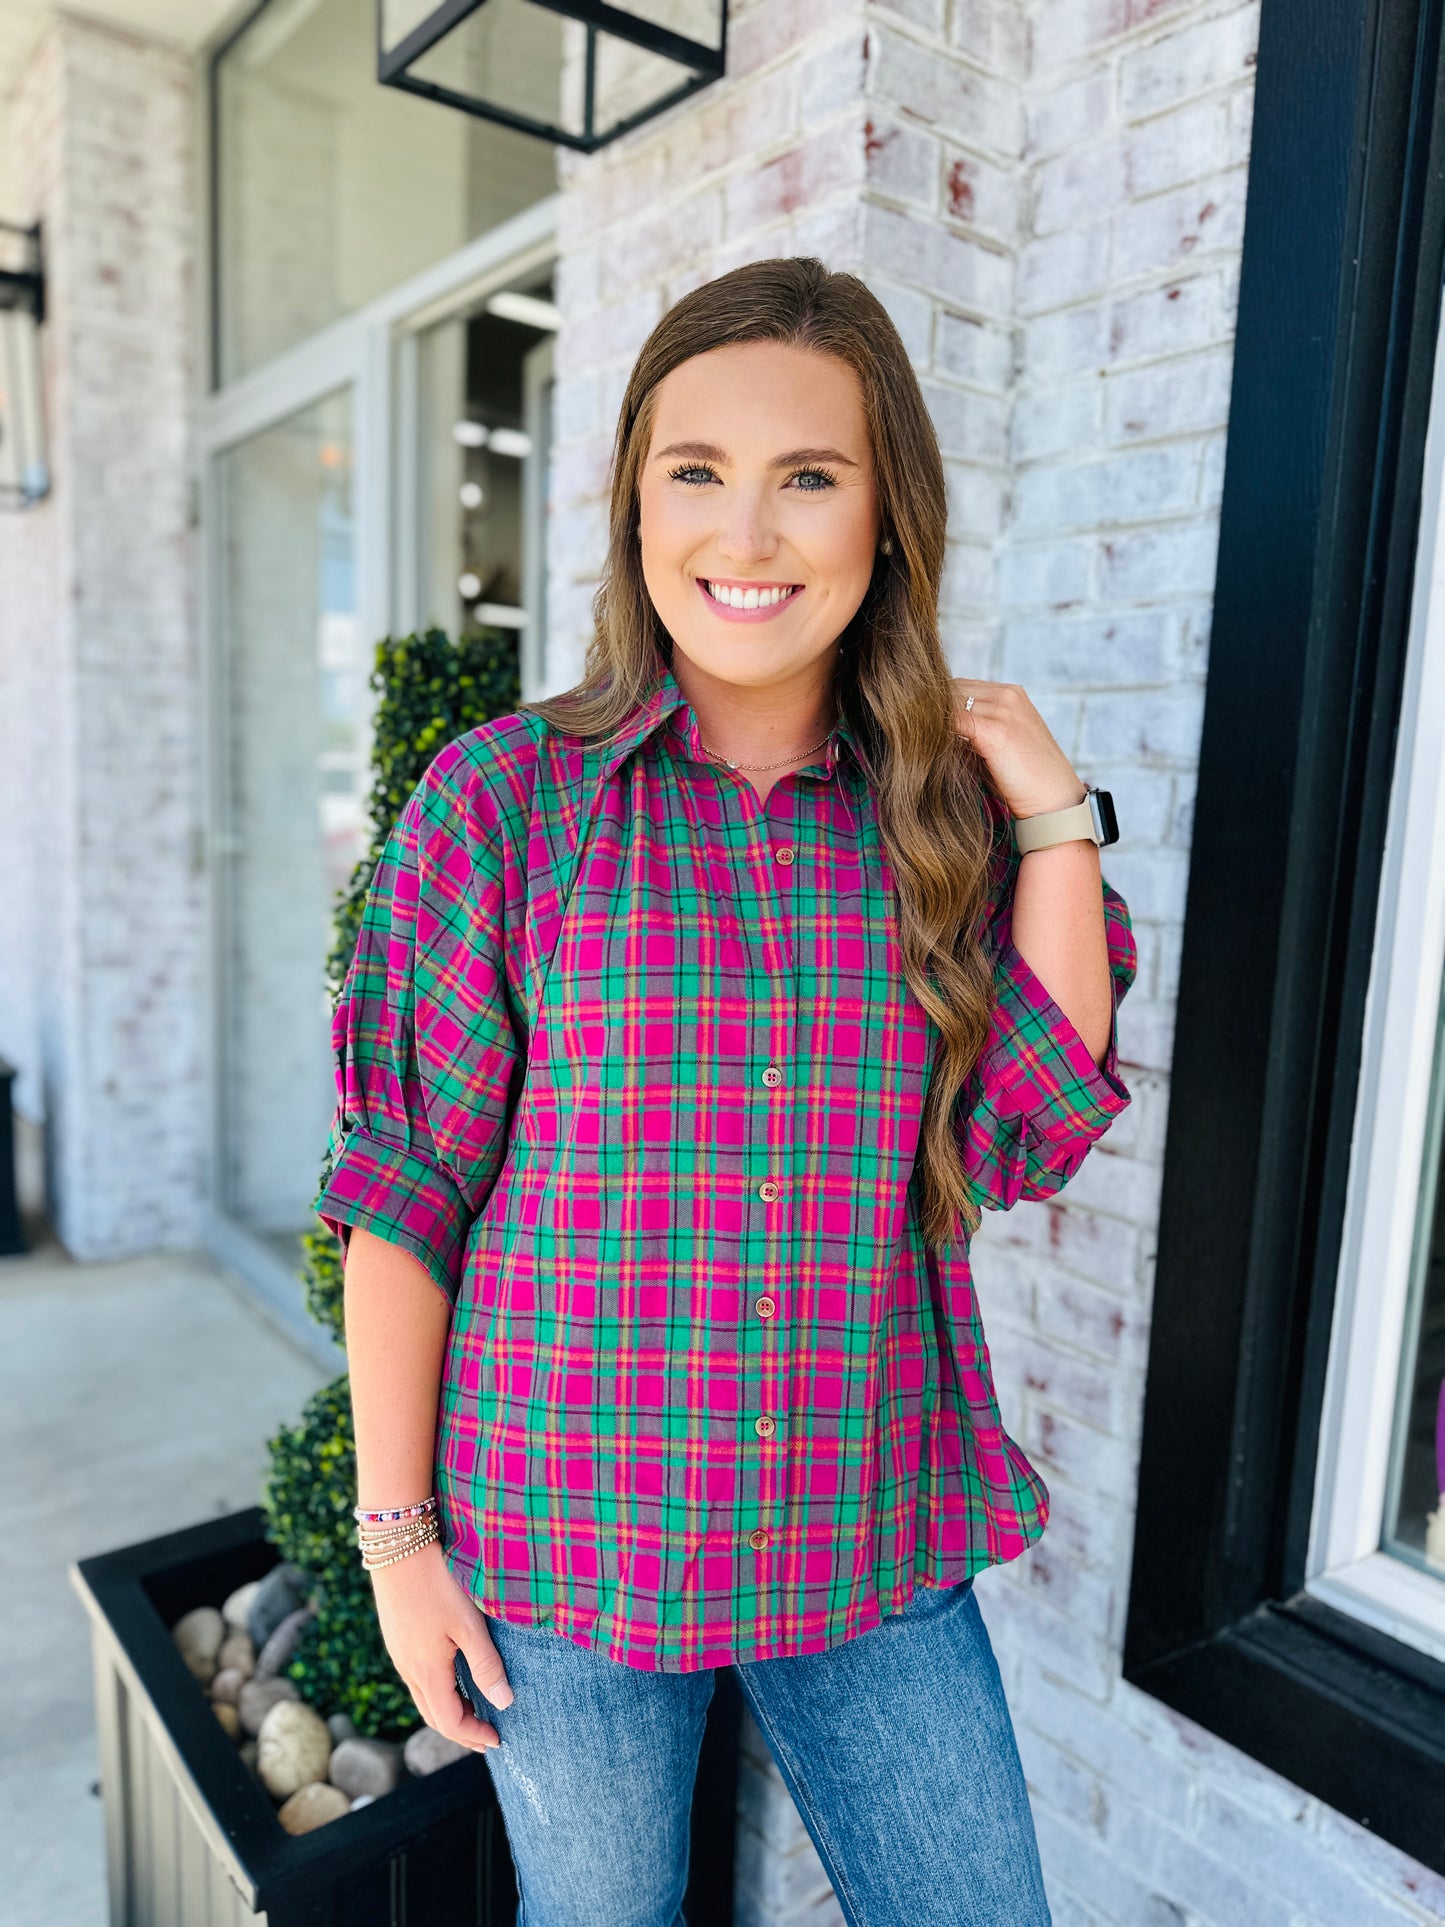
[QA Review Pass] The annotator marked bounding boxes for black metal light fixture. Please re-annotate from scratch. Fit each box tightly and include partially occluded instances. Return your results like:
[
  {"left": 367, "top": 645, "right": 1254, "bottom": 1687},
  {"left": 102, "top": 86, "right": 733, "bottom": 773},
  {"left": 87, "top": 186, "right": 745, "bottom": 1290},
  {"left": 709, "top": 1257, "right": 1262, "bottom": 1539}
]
[
  {"left": 378, "top": 0, "right": 727, "bottom": 152},
  {"left": 0, "top": 220, "right": 48, "bottom": 510}
]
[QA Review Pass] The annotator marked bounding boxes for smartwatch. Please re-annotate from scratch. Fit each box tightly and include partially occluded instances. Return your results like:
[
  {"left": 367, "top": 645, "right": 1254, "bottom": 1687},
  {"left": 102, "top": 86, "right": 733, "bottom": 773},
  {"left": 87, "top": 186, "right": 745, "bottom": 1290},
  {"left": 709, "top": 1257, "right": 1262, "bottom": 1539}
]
[{"left": 1013, "top": 780, "right": 1119, "bottom": 855}]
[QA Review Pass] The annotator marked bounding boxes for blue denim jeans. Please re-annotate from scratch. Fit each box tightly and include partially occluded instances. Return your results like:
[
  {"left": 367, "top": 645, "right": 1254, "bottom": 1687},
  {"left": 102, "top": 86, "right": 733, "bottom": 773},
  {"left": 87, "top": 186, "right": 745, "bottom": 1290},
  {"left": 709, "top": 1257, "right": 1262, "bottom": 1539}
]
[{"left": 480, "top": 1575, "right": 1052, "bottom": 1926}]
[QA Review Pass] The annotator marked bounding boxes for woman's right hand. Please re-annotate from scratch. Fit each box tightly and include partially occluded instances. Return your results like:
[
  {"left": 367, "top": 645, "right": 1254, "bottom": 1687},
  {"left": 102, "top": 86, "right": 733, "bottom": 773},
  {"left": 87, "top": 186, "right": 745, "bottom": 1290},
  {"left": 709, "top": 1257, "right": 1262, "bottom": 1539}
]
[{"left": 370, "top": 1540, "right": 513, "bottom": 1752}]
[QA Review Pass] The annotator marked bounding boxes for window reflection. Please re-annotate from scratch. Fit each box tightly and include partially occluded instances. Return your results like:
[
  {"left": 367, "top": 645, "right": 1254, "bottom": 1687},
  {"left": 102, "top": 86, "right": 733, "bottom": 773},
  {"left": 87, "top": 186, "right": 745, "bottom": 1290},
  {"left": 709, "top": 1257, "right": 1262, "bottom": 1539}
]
[
  {"left": 414, "top": 284, "right": 554, "bottom": 683},
  {"left": 214, "top": 390, "right": 366, "bottom": 1256},
  {"left": 214, "top": 0, "right": 557, "bottom": 385},
  {"left": 1385, "top": 988, "right": 1445, "bottom": 1574}
]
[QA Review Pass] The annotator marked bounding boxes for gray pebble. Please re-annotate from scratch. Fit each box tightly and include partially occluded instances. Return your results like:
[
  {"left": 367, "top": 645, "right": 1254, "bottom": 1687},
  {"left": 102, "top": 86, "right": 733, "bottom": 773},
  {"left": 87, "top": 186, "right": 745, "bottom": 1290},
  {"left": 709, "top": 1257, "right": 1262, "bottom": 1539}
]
[
  {"left": 328, "top": 1737, "right": 401, "bottom": 1800},
  {"left": 255, "top": 1605, "right": 316, "bottom": 1679},
  {"left": 248, "top": 1563, "right": 309, "bottom": 1651},
  {"left": 350, "top": 1793, "right": 376, "bottom": 1812},
  {"left": 210, "top": 1667, "right": 246, "bottom": 1707},
  {"left": 403, "top": 1725, "right": 471, "bottom": 1775},
  {"left": 326, "top": 1712, "right": 356, "bottom": 1744}
]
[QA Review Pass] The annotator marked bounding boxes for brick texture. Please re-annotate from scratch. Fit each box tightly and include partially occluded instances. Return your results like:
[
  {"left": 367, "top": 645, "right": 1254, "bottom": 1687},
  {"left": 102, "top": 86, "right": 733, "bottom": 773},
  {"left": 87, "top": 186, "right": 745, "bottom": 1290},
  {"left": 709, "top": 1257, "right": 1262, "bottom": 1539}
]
[
  {"left": 543, "top": 2, "right": 1445, "bottom": 1922},
  {"left": 0, "top": 18, "right": 202, "bottom": 1255}
]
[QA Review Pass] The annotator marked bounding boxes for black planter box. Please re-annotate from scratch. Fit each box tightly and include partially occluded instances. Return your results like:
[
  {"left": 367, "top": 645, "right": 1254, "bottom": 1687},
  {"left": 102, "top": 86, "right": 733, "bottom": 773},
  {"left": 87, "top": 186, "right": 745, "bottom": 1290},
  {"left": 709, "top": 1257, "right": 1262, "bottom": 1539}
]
[{"left": 70, "top": 1506, "right": 740, "bottom": 1926}]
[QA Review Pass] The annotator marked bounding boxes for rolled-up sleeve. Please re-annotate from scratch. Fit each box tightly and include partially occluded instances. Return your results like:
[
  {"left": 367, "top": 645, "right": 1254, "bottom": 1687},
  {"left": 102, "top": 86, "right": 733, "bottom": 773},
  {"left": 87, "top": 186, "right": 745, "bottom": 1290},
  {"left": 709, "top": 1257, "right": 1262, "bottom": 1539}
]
[
  {"left": 955, "top": 803, "right": 1137, "bottom": 1215},
  {"left": 315, "top": 747, "right": 522, "bottom": 1306}
]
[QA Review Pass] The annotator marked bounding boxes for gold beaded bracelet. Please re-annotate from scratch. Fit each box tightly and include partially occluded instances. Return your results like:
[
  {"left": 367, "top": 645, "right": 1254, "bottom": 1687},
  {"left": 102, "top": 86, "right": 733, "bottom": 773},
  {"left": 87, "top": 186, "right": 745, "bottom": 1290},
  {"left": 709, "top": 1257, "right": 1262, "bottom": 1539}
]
[{"left": 356, "top": 1513, "right": 441, "bottom": 1571}]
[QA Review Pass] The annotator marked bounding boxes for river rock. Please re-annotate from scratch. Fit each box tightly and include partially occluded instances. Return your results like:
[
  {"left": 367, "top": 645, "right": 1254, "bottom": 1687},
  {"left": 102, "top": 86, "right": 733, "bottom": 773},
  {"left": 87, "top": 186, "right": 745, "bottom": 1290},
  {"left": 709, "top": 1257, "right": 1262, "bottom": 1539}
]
[
  {"left": 276, "top": 1782, "right": 349, "bottom": 1834},
  {"left": 217, "top": 1630, "right": 255, "bottom": 1678},
  {"left": 239, "top": 1740, "right": 258, "bottom": 1773},
  {"left": 257, "top": 1700, "right": 332, "bottom": 1800},
  {"left": 210, "top": 1667, "right": 246, "bottom": 1706},
  {"left": 238, "top": 1673, "right": 300, "bottom": 1737},
  {"left": 328, "top": 1737, "right": 401, "bottom": 1800},
  {"left": 350, "top": 1793, "right": 376, "bottom": 1812},
  {"left": 214, "top": 1703, "right": 240, "bottom": 1739},
  {"left": 326, "top": 1713, "right": 356, "bottom": 1744},
  {"left": 221, "top": 1580, "right": 260, "bottom": 1633},
  {"left": 172, "top": 1606, "right": 224, "bottom": 1685},
  {"left": 256, "top": 1605, "right": 315, "bottom": 1679},
  {"left": 248, "top": 1563, "right": 309, "bottom": 1650},
  {"left": 403, "top": 1725, "right": 470, "bottom": 1776}
]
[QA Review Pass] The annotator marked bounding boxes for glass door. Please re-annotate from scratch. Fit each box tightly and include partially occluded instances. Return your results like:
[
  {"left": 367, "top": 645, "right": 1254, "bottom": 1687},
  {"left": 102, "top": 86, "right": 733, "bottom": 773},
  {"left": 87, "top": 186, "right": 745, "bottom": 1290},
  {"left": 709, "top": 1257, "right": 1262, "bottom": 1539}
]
[{"left": 211, "top": 388, "right": 371, "bottom": 1264}]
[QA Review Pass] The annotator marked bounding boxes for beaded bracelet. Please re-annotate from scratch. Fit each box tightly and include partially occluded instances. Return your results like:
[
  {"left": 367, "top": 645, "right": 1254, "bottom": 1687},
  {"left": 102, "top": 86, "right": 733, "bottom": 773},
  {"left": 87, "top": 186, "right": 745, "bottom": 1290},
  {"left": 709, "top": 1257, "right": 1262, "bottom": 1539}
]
[
  {"left": 356, "top": 1512, "right": 437, "bottom": 1556},
  {"left": 353, "top": 1496, "right": 438, "bottom": 1525},
  {"left": 358, "top": 1517, "right": 441, "bottom": 1571}
]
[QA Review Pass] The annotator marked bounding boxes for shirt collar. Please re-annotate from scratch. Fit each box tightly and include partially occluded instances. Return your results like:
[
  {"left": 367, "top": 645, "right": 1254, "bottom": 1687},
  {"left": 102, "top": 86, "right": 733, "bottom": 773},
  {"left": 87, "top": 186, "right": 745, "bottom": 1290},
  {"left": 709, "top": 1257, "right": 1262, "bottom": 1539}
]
[{"left": 595, "top": 664, "right": 864, "bottom": 785}]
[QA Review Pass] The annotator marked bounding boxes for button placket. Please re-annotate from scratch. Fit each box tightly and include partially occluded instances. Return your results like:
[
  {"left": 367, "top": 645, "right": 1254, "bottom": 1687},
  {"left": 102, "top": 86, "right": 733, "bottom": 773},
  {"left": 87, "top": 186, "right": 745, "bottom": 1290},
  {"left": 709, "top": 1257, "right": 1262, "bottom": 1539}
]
[{"left": 745, "top": 791, "right": 798, "bottom": 1554}]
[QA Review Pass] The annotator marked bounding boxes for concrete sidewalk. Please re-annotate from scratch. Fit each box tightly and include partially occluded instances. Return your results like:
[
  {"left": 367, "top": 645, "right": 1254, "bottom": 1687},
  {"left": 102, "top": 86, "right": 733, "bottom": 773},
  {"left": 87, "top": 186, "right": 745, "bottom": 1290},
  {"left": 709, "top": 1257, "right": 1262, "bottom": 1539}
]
[{"left": 0, "top": 1233, "right": 329, "bottom": 1927}]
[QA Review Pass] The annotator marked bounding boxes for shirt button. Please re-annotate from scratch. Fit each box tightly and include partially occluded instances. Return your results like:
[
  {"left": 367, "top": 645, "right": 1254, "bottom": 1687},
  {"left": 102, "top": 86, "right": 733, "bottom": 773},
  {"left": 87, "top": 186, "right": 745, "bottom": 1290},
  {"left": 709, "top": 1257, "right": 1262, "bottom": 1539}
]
[
  {"left": 758, "top": 1180, "right": 779, "bottom": 1202},
  {"left": 774, "top": 845, "right": 796, "bottom": 865},
  {"left": 761, "top": 1066, "right": 782, "bottom": 1088},
  {"left": 748, "top": 1528, "right": 769, "bottom": 1551},
  {"left": 754, "top": 1295, "right": 777, "bottom": 1319},
  {"left": 754, "top": 1415, "right": 777, "bottom": 1439}
]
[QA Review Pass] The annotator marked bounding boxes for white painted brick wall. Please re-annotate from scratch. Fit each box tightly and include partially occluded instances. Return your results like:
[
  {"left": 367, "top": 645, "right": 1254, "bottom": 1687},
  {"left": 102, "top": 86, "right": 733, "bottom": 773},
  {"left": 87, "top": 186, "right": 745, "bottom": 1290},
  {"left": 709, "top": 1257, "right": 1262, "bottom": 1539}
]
[
  {"left": 545, "top": 1, "right": 1445, "bottom": 1922},
  {"left": 0, "top": 17, "right": 203, "bottom": 1256}
]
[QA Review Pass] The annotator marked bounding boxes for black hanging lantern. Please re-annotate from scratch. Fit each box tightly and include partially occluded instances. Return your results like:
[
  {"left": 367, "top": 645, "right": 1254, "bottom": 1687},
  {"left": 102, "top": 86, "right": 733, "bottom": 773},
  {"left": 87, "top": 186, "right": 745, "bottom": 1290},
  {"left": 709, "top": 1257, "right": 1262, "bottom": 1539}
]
[
  {"left": 378, "top": 0, "right": 727, "bottom": 152},
  {"left": 0, "top": 220, "right": 48, "bottom": 510}
]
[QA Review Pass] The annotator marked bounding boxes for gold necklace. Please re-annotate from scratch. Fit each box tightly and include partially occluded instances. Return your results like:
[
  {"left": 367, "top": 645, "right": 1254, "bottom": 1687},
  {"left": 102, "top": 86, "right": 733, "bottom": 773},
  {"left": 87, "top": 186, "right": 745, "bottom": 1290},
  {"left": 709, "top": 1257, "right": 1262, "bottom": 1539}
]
[{"left": 700, "top": 722, "right": 837, "bottom": 771}]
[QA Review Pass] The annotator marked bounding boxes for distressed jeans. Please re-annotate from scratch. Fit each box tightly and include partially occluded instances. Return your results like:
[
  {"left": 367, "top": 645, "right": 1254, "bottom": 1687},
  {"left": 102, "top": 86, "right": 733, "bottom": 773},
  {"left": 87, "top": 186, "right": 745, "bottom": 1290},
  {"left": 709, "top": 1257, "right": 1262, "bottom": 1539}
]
[{"left": 480, "top": 1574, "right": 1052, "bottom": 1927}]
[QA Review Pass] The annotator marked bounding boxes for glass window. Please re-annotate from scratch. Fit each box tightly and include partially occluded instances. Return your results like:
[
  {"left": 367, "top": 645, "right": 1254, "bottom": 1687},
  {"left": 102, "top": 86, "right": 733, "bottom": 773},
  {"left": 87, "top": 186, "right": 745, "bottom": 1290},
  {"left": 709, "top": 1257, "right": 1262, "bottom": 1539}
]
[
  {"left": 411, "top": 284, "right": 555, "bottom": 688},
  {"left": 213, "top": 388, "right": 367, "bottom": 1257},
  {"left": 1385, "top": 985, "right": 1445, "bottom": 1576},
  {"left": 214, "top": 0, "right": 558, "bottom": 385},
  {"left": 1306, "top": 307, "right": 1445, "bottom": 1664}
]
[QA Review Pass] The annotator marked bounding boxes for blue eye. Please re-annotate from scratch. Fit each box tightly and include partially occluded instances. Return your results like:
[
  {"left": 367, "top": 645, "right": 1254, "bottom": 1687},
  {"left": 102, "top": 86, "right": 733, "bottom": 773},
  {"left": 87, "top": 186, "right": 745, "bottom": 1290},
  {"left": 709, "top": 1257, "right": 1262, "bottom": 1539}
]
[{"left": 664, "top": 463, "right": 840, "bottom": 491}]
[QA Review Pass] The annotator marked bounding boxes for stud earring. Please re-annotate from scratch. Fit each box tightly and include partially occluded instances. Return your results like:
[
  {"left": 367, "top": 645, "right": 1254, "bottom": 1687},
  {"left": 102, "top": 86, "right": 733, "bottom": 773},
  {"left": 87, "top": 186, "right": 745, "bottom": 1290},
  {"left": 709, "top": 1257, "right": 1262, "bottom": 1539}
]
[{"left": 880, "top": 536, "right": 893, "bottom": 555}]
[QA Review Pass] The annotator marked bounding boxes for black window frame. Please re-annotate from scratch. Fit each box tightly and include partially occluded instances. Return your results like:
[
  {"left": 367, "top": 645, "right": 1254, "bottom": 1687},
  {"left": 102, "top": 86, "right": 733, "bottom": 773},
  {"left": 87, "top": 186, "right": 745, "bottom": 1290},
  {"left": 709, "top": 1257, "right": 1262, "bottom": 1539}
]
[{"left": 1122, "top": 0, "right": 1445, "bottom": 1875}]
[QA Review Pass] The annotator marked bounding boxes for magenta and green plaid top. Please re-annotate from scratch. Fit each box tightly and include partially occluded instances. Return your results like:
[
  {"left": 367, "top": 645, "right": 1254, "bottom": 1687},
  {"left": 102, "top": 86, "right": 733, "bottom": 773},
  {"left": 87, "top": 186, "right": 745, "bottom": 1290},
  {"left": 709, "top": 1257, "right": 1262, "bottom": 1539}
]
[{"left": 317, "top": 664, "right": 1136, "bottom": 1672}]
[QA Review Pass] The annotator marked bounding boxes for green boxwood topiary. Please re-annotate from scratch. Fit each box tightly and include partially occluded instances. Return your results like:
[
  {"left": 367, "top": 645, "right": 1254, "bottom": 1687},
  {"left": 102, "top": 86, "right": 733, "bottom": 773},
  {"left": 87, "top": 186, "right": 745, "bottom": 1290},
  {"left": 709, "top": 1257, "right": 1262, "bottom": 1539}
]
[{"left": 258, "top": 625, "right": 521, "bottom": 1738}]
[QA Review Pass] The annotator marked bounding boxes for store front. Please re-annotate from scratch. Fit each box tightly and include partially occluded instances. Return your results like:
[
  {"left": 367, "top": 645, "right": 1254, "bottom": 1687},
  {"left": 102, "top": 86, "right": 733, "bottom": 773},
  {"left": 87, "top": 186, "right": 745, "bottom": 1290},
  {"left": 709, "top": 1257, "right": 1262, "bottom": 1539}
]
[
  {"left": 3, "top": 0, "right": 1444, "bottom": 1918},
  {"left": 200, "top": 0, "right": 560, "bottom": 1321}
]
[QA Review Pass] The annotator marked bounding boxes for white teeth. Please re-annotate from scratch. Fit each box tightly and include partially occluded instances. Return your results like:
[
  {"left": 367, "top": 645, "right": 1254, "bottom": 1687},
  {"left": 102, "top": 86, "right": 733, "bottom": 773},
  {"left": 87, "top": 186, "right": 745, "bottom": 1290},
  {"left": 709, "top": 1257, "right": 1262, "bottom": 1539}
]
[{"left": 704, "top": 581, "right": 798, "bottom": 609}]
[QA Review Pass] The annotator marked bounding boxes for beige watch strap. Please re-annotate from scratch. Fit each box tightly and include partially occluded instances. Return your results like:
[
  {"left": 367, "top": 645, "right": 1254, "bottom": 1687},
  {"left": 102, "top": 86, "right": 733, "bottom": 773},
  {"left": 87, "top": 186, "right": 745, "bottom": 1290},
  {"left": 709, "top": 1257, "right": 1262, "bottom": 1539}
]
[{"left": 1013, "top": 793, "right": 1099, "bottom": 854}]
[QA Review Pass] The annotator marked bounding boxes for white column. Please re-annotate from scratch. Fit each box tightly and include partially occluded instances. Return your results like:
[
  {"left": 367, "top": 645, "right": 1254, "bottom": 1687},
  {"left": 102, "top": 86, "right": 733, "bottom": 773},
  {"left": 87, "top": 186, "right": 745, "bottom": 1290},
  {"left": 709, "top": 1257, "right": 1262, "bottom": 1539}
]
[{"left": 0, "top": 17, "right": 203, "bottom": 1255}]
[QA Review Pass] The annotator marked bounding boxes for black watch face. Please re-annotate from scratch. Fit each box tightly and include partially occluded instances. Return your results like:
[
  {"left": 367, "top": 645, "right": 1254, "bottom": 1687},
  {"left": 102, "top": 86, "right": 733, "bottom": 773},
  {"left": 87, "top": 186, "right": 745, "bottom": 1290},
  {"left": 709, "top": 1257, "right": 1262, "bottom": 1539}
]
[{"left": 1093, "top": 788, "right": 1120, "bottom": 846}]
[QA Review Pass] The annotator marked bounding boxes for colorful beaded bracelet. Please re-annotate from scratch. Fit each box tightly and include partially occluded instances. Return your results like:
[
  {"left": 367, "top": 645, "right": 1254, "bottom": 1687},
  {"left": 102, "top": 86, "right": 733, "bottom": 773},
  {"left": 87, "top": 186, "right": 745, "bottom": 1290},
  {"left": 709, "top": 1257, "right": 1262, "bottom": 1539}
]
[{"left": 353, "top": 1496, "right": 438, "bottom": 1524}]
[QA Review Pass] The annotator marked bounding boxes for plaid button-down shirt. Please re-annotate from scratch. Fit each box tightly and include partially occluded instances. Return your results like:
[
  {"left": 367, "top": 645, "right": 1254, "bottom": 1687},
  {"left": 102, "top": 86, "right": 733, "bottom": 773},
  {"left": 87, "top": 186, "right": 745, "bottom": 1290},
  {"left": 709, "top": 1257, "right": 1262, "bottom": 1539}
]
[{"left": 318, "top": 665, "right": 1136, "bottom": 1671}]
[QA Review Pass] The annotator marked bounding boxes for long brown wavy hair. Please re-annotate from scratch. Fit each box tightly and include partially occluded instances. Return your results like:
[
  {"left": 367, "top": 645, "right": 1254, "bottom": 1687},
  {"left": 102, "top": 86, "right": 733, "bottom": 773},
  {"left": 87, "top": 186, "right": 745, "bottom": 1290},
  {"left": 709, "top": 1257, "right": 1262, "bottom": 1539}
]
[{"left": 522, "top": 255, "right": 1002, "bottom": 1248}]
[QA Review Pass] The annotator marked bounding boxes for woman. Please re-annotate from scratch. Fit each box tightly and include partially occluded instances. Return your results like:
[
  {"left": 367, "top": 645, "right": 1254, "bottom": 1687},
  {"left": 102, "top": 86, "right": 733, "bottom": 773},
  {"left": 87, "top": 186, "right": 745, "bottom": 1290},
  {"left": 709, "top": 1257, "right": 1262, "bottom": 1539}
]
[{"left": 319, "top": 255, "right": 1135, "bottom": 1926}]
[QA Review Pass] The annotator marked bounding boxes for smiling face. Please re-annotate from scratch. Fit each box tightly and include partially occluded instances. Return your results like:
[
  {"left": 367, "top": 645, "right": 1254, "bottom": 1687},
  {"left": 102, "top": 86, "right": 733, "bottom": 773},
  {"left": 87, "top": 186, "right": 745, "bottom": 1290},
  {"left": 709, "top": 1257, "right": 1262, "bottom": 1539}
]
[{"left": 636, "top": 340, "right": 882, "bottom": 694}]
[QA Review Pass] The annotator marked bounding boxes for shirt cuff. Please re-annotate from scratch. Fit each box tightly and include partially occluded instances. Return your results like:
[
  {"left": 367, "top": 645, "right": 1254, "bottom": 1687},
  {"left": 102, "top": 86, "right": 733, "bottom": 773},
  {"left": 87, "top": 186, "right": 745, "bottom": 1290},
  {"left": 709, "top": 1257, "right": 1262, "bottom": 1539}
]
[
  {"left": 981, "top": 933, "right": 1131, "bottom": 1140},
  {"left": 314, "top": 1127, "right": 472, "bottom": 1307}
]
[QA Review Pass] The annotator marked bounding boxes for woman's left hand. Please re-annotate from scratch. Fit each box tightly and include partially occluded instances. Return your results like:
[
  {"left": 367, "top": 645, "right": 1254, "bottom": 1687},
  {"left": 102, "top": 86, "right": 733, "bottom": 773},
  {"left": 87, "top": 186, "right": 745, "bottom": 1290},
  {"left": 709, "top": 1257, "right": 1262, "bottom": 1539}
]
[{"left": 950, "top": 678, "right": 1088, "bottom": 820}]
